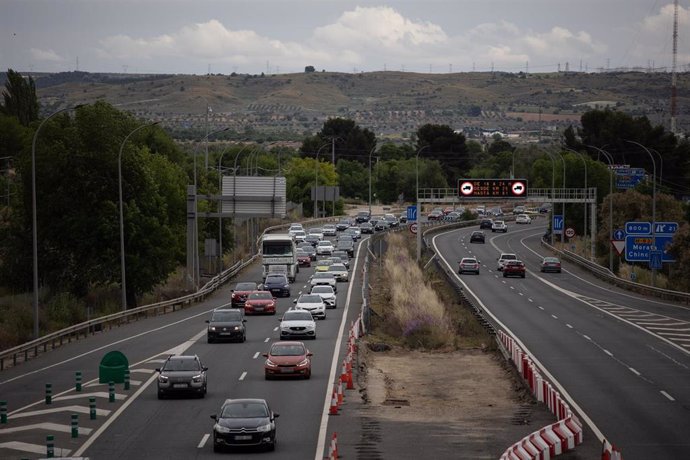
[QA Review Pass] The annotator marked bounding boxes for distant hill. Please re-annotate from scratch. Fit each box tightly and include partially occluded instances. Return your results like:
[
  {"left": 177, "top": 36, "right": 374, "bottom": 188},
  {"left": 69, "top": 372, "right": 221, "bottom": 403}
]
[{"left": 7, "top": 70, "right": 687, "bottom": 142}]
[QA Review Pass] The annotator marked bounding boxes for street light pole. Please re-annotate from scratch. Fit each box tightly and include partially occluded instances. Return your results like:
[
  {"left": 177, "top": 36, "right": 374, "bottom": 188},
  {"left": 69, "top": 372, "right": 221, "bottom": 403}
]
[
  {"left": 416, "top": 145, "right": 431, "bottom": 263},
  {"left": 313, "top": 143, "right": 330, "bottom": 218},
  {"left": 625, "top": 140, "right": 657, "bottom": 286},
  {"left": 368, "top": 145, "right": 377, "bottom": 217},
  {"left": 563, "top": 146, "right": 589, "bottom": 258},
  {"left": 543, "top": 150, "right": 556, "bottom": 246},
  {"left": 586, "top": 145, "right": 615, "bottom": 272},
  {"left": 31, "top": 104, "right": 84, "bottom": 339},
  {"left": 118, "top": 121, "right": 159, "bottom": 311}
]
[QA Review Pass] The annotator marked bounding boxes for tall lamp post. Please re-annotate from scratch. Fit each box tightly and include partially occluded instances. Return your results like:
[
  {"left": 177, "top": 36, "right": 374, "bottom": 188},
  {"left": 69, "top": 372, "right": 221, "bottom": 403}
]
[
  {"left": 416, "top": 145, "right": 431, "bottom": 262},
  {"left": 586, "top": 145, "right": 615, "bottom": 272},
  {"left": 118, "top": 121, "right": 159, "bottom": 311},
  {"left": 625, "top": 140, "right": 657, "bottom": 286},
  {"left": 368, "top": 145, "right": 378, "bottom": 217},
  {"left": 313, "top": 143, "right": 330, "bottom": 218},
  {"left": 542, "top": 150, "right": 557, "bottom": 246},
  {"left": 31, "top": 104, "right": 84, "bottom": 339},
  {"left": 563, "top": 146, "right": 589, "bottom": 257}
]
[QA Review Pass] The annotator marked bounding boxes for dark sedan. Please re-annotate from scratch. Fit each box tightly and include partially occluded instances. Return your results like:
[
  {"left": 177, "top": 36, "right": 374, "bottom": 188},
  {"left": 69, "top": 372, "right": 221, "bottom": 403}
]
[
  {"left": 156, "top": 355, "right": 207, "bottom": 399},
  {"left": 206, "top": 309, "right": 246, "bottom": 343},
  {"left": 263, "top": 274, "right": 291, "bottom": 297},
  {"left": 503, "top": 260, "right": 526, "bottom": 278},
  {"left": 469, "top": 231, "right": 485, "bottom": 243},
  {"left": 211, "top": 398, "right": 278, "bottom": 452},
  {"left": 479, "top": 219, "right": 494, "bottom": 230},
  {"left": 540, "top": 257, "right": 562, "bottom": 273}
]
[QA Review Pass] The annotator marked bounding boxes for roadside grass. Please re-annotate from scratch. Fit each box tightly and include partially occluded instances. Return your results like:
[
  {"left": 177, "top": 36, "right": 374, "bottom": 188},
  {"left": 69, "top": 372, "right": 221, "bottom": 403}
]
[{"left": 369, "top": 232, "right": 494, "bottom": 350}]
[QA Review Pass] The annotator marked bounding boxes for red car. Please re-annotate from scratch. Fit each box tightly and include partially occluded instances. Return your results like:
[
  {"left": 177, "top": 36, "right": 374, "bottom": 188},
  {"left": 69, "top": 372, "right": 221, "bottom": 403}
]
[
  {"left": 503, "top": 260, "right": 526, "bottom": 278},
  {"left": 263, "top": 341, "right": 312, "bottom": 379},
  {"left": 296, "top": 250, "right": 311, "bottom": 267},
  {"left": 244, "top": 290, "right": 277, "bottom": 315},
  {"left": 231, "top": 282, "right": 258, "bottom": 308}
]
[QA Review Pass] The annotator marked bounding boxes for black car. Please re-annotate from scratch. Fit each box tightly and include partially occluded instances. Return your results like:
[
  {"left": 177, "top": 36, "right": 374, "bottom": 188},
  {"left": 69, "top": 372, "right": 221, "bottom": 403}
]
[
  {"left": 211, "top": 398, "right": 279, "bottom": 452},
  {"left": 469, "top": 231, "right": 485, "bottom": 243},
  {"left": 355, "top": 211, "right": 370, "bottom": 223},
  {"left": 304, "top": 234, "right": 320, "bottom": 247},
  {"left": 359, "top": 222, "right": 374, "bottom": 234},
  {"left": 206, "top": 309, "right": 246, "bottom": 343},
  {"left": 297, "top": 242, "right": 317, "bottom": 260},
  {"left": 263, "top": 274, "right": 291, "bottom": 297},
  {"left": 479, "top": 219, "right": 493, "bottom": 230},
  {"left": 336, "top": 219, "right": 352, "bottom": 231},
  {"left": 156, "top": 355, "right": 208, "bottom": 399}
]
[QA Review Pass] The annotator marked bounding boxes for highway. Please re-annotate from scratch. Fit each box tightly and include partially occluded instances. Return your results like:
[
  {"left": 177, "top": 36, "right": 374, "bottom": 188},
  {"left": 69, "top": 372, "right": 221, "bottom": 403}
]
[
  {"left": 431, "top": 218, "right": 690, "bottom": 460},
  {"left": 0, "top": 233, "right": 366, "bottom": 460}
]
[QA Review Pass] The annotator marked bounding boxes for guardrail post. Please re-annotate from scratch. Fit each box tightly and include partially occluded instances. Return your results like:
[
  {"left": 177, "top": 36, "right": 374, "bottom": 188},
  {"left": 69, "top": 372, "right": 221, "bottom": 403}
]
[
  {"left": 124, "top": 369, "right": 130, "bottom": 390},
  {"left": 89, "top": 397, "right": 96, "bottom": 420},
  {"left": 46, "top": 434, "right": 54, "bottom": 458},
  {"left": 75, "top": 371, "right": 82, "bottom": 392},
  {"left": 45, "top": 383, "right": 52, "bottom": 404},
  {"left": 108, "top": 381, "right": 115, "bottom": 402},
  {"left": 0, "top": 400, "right": 7, "bottom": 423},
  {"left": 71, "top": 413, "right": 78, "bottom": 438}
]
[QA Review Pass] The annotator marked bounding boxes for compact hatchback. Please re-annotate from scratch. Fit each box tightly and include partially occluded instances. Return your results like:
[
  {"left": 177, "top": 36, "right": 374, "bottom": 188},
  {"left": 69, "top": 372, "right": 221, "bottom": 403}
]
[
  {"left": 263, "top": 274, "right": 290, "bottom": 297},
  {"left": 244, "top": 290, "right": 277, "bottom": 315},
  {"left": 280, "top": 309, "right": 317, "bottom": 340},
  {"left": 540, "top": 257, "right": 562, "bottom": 273},
  {"left": 469, "top": 231, "right": 485, "bottom": 244},
  {"left": 206, "top": 309, "right": 246, "bottom": 343},
  {"left": 231, "top": 282, "right": 258, "bottom": 308},
  {"left": 497, "top": 253, "right": 518, "bottom": 271},
  {"left": 263, "top": 341, "right": 312, "bottom": 380},
  {"left": 211, "top": 398, "right": 278, "bottom": 452},
  {"left": 491, "top": 220, "right": 508, "bottom": 232},
  {"left": 458, "top": 257, "right": 480, "bottom": 275},
  {"left": 156, "top": 355, "right": 208, "bottom": 399}
]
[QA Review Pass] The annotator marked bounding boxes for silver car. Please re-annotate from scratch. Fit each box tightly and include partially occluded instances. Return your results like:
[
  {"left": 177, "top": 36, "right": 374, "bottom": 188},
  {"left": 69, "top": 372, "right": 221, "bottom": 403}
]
[
  {"left": 310, "top": 285, "right": 337, "bottom": 308},
  {"left": 293, "top": 294, "right": 326, "bottom": 320},
  {"left": 156, "top": 355, "right": 208, "bottom": 399}
]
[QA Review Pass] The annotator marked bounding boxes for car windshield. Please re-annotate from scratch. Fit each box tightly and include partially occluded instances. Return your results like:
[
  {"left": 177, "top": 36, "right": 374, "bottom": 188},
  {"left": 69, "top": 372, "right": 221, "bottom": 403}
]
[
  {"left": 299, "top": 295, "right": 322, "bottom": 303},
  {"left": 211, "top": 311, "right": 243, "bottom": 322},
  {"left": 221, "top": 402, "right": 269, "bottom": 418},
  {"left": 163, "top": 358, "right": 200, "bottom": 372},
  {"left": 248, "top": 291, "right": 273, "bottom": 300},
  {"left": 330, "top": 266, "right": 346, "bottom": 272},
  {"left": 235, "top": 282, "right": 256, "bottom": 291},
  {"left": 311, "top": 286, "right": 333, "bottom": 294},
  {"left": 270, "top": 344, "right": 306, "bottom": 356},
  {"left": 317, "top": 241, "right": 331, "bottom": 246},
  {"left": 284, "top": 311, "right": 314, "bottom": 321},
  {"left": 265, "top": 275, "right": 286, "bottom": 283},
  {"left": 544, "top": 258, "right": 559, "bottom": 263},
  {"left": 501, "top": 254, "right": 517, "bottom": 260},
  {"left": 313, "top": 273, "right": 334, "bottom": 279}
]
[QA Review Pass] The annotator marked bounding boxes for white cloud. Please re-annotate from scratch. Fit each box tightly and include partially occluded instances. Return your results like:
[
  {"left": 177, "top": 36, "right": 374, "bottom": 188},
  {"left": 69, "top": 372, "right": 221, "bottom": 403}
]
[{"left": 30, "top": 48, "right": 65, "bottom": 62}]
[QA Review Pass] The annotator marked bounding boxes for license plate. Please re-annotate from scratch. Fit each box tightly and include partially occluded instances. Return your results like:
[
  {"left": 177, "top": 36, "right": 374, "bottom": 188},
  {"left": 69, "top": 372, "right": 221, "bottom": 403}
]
[
  {"left": 281, "top": 368, "right": 294, "bottom": 373},
  {"left": 235, "top": 435, "right": 252, "bottom": 440},
  {"left": 173, "top": 383, "right": 188, "bottom": 388},
  {"left": 220, "top": 332, "right": 231, "bottom": 335},
  {"left": 255, "top": 307, "right": 263, "bottom": 311}
]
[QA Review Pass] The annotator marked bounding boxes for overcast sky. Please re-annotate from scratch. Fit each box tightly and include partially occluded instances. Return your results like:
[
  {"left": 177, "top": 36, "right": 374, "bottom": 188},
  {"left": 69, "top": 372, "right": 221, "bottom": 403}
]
[{"left": 2, "top": 0, "right": 689, "bottom": 75}]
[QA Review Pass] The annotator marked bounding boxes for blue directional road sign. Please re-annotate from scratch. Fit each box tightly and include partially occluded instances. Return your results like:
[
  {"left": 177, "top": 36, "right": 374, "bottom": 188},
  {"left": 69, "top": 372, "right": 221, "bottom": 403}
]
[
  {"left": 625, "top": 235, "right": 676, "bottom": 263},
  {"left": 615, "top": 168, "right": 645, "bottom": 190},
  {"left": 613, "top": 229, "right": 625, "bottom": 241},
  {"left": 653, "top": 222, "right": 678, "bottom": 235},
  {"left": 625, "top": 221, "right": 651, "bottom": 235},
  {"left": 553, "top": 215, "right": 564, "bottom": 235},
  {"left": 649, "top": 250, "right": 663, "bottom": 270},
  {"left": 407, "top": 205, "right": 417, "bottom": 222}
]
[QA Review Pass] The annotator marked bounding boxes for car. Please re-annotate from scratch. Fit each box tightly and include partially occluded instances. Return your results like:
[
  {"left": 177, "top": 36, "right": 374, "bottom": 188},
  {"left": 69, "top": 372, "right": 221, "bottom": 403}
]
[
  {"left": 359, "top": 222, "right": 374, "bottom": 234},
  {"left": 316, "top": 240, "right": 335, "bottom": 255},
  {"left": 443, "top": 206, "right": 454, "bottom": 215},
  {"left": 293, "top": 293, "right": 326, "bottom": 320},
  {"left": 206, "top": 309, "right": 246, "bottom": 343},
  {"left": 355, "top": 211, "right": 370, "bottom": 223},
  {"left": 458, "top": 257, "right": 480, "bottom": 275},
  {"left": 309, "top": 272, "right": 338, "bottom": 292},
  {"left": 469, "top": 231, "right": 485, "bottom": 243},
  {"left": 263, "top": 341, "right": 313, "bottom": 380},
  {"left": 297, "top": 242, "right": 317, "bottom": 260},
  {"left": 327, "top": 263, "right": 349, "bottom": 282},
  {"left": 288, "top": 224, "right": 303, "bottom": 238},
  {"left": 156, "top": 355, "right": 207, "bottom": 399},
  {"left": 291, "top": 230, "right": 307, "bottom": 243},
  {"left": 304, "top": 234, "right": 321, "bottom": 247},
  {"left": 503, "top": 260, "right": 526, "bottom": 278},
  {"left": 336, "top": 218, "right": 352, "bottom": 231},
  {"left": 335, "top": 239, "right": 354, "bottom": 257},
  {"left": 443, "top": 211, "right": 462, "bottom": 222},
  {"left": 488, "top": 207, "right": 504, "bottom": 217},
  {"left": 399, "top": 212, "right": 408, "bottom": 223},
  {"left": 371, "top": 218, "right": 388, "bottom": 231},
  {"left": 497, "top": 253, "right": 518, "bottom": 271},
  {"left": 331, "top": 251, "right": 350, "bottom": 268},
  {"left": 280, "top": 309, "right": 316, "bottom": 340},
  {"left": 491, "top": 220, "right": 508, "bottom": 232},
  {"left": 322, "top": 224, "right": 337, "bottom": 236},
  {"left": 309, "top": 285, "right": 337, "bottom": 308},
  {"left": 345, "top": 226, "right": 362, "bottom": 240},
  {"left": 244, "top": 290, "right": 277, "bottom": 315},
  {"left": 540, "top": 257, "right": 562, "bottom": 273},
  {"left": 307, "top": 227, "right": 324, "bottom": 241},
  {"left": 513, "top": 205, "right": 526, "bottom": 215},
  {"left": 314, "top": 259, "right": 333, "bottom": 272},
  {"left": 263, "top": 274, "right": 290, "bottom": 297},
  {"left": 427, "top": 209, "right": 444, "bottom": 221},
  {"left": 383, "top": 214, "right": 399, "bottom": 227},
  {"left": 515, "top": 214, "right": 532, "bottom": 224},
  {"left": 296, "top": 248, "right": 311, "bottom": 267},
  {"left": 211, "top": 398, "right": 278, "bottom": 452},
  {"left": 231, "top": 282, "right": 258, "bottom": 308},
  {"left": 479, "top": 219, "right": 494, "bottom": 230},
  {"left": 539, "top": 203, "right": 552, "bottom": 214}
]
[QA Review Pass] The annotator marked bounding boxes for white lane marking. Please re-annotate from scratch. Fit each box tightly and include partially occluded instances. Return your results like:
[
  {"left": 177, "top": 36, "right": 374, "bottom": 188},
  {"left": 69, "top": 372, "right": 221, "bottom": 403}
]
[
  {"left": 72, "top": 329, "right": 206, "bottom": 457},
  {"left": 264, "top": 337, "right": 270, "bottom": 343},
  {"left": 0, "top": 421, "right": 92, "bottom": 435},
  {"left": 198, "top": 433, "right": 210, "bottom": 448},
  {"left": 629, "top": 367, "right": 641, "bottom": 376},
  {"left": 10, "top": 405, "right": 111, "bottom": 419},
  {"left": 551, "top": 315, "right": 558, "bottom": 319},
  {"left": 510, "top": 286, "right": 515, "bottom": 290},
  {"left": 0, "top": 440, "right": 71, "bottom": 456},
  {"left": 660, "top": 391, "right": 675, "bottom": 401},
  {"left": 603, "top": 350, "right": 613, "bottom": 357},
  {"left": 239, "top": 371, "right": 247, "bottom": 381},
  {"left": 538, "top": 306, "right": 544, "bottom": 310},
  {"left": 583, "top": 335, "right": 592, "bottom": 341},
  {"left": 253, "top": 352, "right": 261, "bottom": 359},
  {"left": 518, "top": 292, "right": 524, "bottom": 296},
  {"left": 502, "top": 280, "right": 506, "bottom": 284},
  {"left": 566, "top": 324, "right": 573, "bottom": 329},
  {"left": 54, "top": 391, "right": 125, "bottom": 402},
  {"left": 147, "top": 359, "right": 167, "bottom": 363},
  {"left": 273, "top": 326, "right": 279, "bottom": 331},
  {"left": 1, "top": 308, "right": 217, "bottom": 386}
]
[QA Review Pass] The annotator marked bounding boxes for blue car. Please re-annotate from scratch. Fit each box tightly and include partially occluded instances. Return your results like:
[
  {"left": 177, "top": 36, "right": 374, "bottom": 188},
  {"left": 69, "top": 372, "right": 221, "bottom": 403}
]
[{"left": 263, "top": 274, "right": 291, "bottom": 298}]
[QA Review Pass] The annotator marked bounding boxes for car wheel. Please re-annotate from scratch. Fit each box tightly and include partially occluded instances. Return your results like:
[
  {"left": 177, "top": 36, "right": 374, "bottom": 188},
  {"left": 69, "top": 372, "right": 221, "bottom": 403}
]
[
  {"left": 157, "top": 391, "right": 164, "bottom": 400},
  {"left": 213, "top": 441, "right": 221, "bottom": 453},
  {"left": 521, "top": 274, "right": 526, "bottom": 278},
  {"left": 267, "top": 440, "right": 276, "bottom": 452},
  {"left": 503, "top": 273, "right": 507, "bottom": 277},
  {"left": 305, "top": 370, "right": 311, "bottom": 380},
  {"left": 207, "top": 337, "right": 213, "bottom": 344}
]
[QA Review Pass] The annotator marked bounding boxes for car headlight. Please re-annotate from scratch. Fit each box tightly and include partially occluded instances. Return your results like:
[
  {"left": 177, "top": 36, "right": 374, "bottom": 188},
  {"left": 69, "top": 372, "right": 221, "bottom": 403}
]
[
  {"left": 297, "top": 358, "right": 310, "bottom": 367},
  {"left": 233, "top": 326, "right": 240, "bottom": 331},
  {"left": 158, "top": 375, "right": 168, "bottom": 383},
  {"left": 192, "top": 374, "right": 203, "bottom": 383},
  {"left": 208, "top": 326, "right": 216, "bottom": 332},
  {"left": 265, "top": 359, "right": 278, "bottom": 368},
  {"left": 283, "top": 284, "right": 289, "bottom": 288},
  {"left": 214, "top": 423, "right": 231, "bottom": 433},
  {"left": 256, "top": 423, "right": 272, "bottom": 433}
]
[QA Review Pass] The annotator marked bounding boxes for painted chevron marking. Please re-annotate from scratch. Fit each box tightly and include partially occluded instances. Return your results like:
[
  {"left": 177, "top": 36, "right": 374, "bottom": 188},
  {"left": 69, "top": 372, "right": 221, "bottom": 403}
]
[{"left": 11, "top": 404, "right": 111, "bottom": 419}]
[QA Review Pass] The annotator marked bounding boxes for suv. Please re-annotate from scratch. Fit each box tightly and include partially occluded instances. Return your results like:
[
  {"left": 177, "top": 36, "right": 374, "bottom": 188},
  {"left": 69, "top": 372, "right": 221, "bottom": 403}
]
[
  {"left": 355, "top": 211, "right": 370, "bottom": 223},
  {"left": 497, "top": 253, "right": 518, "bottom": 271},
  {"left": 206, "top": 309, "right": 246, "bottom": 343},
  {"left": 503, "top": 260, "right": 526, "bottom": 278},
  {"left": 479, "top": 219, "right": 493, "bottom": 230},
  {"left": 156, "top": 355, "right": 208, "bottom": 399},
  {"left": 263, "top": 274, "right": 290, "bottom": 297},
  {"left": 491, "top": 220, "right": 507, "bottom": 232}
]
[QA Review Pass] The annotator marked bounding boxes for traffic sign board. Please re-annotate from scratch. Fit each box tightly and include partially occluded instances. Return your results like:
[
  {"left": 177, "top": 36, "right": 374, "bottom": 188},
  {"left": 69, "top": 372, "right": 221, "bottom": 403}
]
[
  {"left": 553, "top": 215, "right": 564, "bottom": 234},
  {"left": 456, "top": 179, "right": 528, "bottom": 198},
  {"left": 625, "top": 235, "right": 676, "bottom": 263},
  {"left": 459, "top": 181, "right": 474, "bottom": 196},
  {"left": 565, "top": 227, "right": 575, "bottom": 238},
  {"left": 649, "top": 250, "right": 663, "bottom": 270},
  {"left": 611, "top": 240, "right": 625, "bottom": 255},
  {"left": 511, "top": 181, "right": 526, "bottom": 196},
  {"left": 613, "top": 229, "right": 625, "bottom": 241},
  {"left": 407, "top": 205, "right": 417, "bottom": 222},
  {"left": 615, "top": 168, "right": 645, "bottom": 189},
  {"left": 409, "top": 222, "right": 418, "bottom": 234},
  {"left": 625, "top": 222, "right": 651, "bottom": 235},
  {"left": 653, "top": 222, "right": 678, "bottom": 235}
]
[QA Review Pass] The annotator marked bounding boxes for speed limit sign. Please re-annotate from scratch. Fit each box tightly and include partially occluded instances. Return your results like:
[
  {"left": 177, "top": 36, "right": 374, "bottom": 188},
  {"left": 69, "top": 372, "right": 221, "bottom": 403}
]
[
  {"left": 565, "top": 227, "right": 575, "bottom": 238},
  {"left": 409, "top": 223, "right": 418, "bottom": 234}
]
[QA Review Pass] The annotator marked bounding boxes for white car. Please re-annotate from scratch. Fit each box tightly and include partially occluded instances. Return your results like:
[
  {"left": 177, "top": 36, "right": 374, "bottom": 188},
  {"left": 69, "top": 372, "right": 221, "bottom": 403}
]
[
  {"left": 327, "top": 263, "right": 349, "bottom": 282},
  {"left": 309, "top": 272, "right": 338, "bottom": 292},
  {"left": 316, "top": 240, "right": 334, "bottom": 255},
  {"left": 288, "top": 224, "right": 304, "bottom": 238},
  {"left": 292, "top": 230, "right": 307, "bottom": 243},
  {"left": 279, "top": 309, "right": 316, "bottom": 340},
  {"left": 309, "top": 285, "right": 337, "bottom": 308},
  {"left": 293, "top": 294, "right": 326, "bottom": 320},
  {"left": 491, "top": 220, "right": 508, "bottom": 233},
  {"left": 497, "top": 253, "right": 518, "bottom": 271},
  {"left": 515, "top": 214, "right": 532, "bottom": 224},
  {"left": 308, "top": 228, "right": 324, "bottom": 241},
  {"left": 322, "top": 224, "right": 337, "bottom": 236}
]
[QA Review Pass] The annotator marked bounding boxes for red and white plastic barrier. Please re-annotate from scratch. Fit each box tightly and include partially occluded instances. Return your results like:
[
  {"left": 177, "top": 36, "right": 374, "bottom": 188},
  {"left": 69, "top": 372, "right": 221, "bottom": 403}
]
[{"left": 499, "top": 331, "right": 587, "bottom": 460}]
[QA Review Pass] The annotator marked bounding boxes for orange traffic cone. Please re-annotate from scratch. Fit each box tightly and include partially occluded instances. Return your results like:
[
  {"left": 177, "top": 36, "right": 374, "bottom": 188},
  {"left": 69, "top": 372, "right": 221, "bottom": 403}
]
[
  {"left": 329, "top": 386, "right": 339, "bottom": 415},
  {"left": 330, "top": 432, "right": 338, "bottom": 459},
  {"left": 346, "top": 363, "right": 354, "bottom": 390},
  {"left": 340, "top": 360, "right": 348, "bottom": 383},
  {"left": 337, "top": 380, "right": 344, "bottom": 406}
]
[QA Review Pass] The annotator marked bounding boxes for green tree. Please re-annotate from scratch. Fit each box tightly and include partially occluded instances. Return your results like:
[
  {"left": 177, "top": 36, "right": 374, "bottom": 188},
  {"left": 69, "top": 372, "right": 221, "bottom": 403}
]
[
  {"left": 301, "top": 118, "right": 376, "bottom": 164},
  {"left": 1, "top": 69, "right": 39, "bottom": 126},
  {"left": 284, "top": 156, "right": 336, "bottom": 217},
  {"left": 416, "top": 124, "right": 470, "bottom": 186},
  {"left": 336, "top": 159, "right": 368, "bottom": 199}
]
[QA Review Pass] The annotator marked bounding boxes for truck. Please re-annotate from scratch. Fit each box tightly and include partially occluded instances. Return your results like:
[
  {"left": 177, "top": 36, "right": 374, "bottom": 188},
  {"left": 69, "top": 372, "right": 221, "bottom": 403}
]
[{"left": 261, "top": 234, "right": 298, "bottom": 282}]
